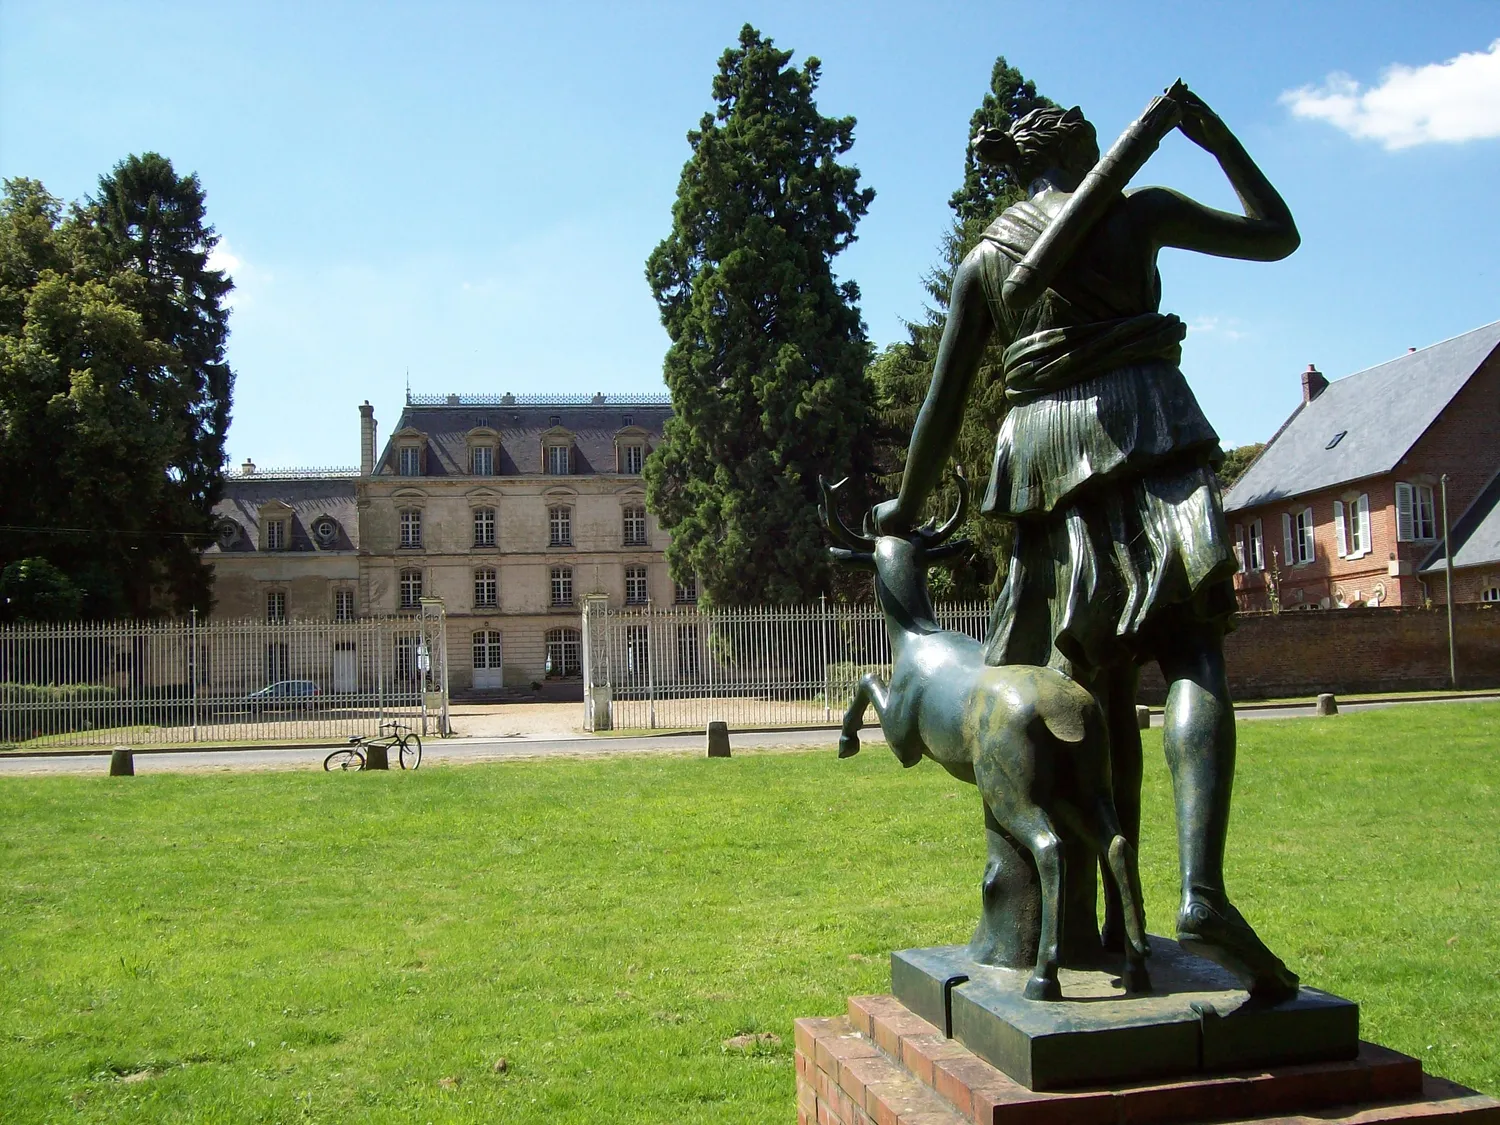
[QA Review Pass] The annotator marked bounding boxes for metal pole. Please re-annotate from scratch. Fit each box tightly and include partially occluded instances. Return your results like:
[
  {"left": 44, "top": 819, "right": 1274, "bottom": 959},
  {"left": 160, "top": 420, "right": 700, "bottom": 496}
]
[
  {"left": 820, "top": 594, "right": 831, "bottom": 722},
  {"left": 190, "top": 608, "right": 199, "bottom": 741},
  {"left": 1442, "top": 474, "right": 1456, "bottom": 688}
]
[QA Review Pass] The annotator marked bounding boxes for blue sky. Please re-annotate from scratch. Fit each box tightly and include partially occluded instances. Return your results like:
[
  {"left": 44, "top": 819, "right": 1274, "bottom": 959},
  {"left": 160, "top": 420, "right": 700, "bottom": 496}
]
[{"left": 4, "top": 1, "right": 1499, "bottom": 468}]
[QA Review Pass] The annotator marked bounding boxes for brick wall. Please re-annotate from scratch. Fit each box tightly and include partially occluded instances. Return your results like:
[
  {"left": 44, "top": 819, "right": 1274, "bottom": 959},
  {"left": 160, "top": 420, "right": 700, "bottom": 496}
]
[{"left": 1137, "top": 605, "right": 1500, "bottom": 701}]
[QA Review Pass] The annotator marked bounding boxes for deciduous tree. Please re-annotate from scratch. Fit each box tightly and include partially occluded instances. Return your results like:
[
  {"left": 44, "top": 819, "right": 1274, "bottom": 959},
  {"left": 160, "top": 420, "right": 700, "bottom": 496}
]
[{"left": 646, "top": 25, "right": 875, "bottom": 607}]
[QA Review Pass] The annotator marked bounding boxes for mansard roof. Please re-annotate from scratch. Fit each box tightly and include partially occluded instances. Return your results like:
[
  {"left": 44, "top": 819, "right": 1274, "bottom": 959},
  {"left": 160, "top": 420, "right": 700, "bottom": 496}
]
[
  {"left": 209, "top": 474, "right": 359, "bottom": 552},
  {"left": 373, "top": 392, "right": 672, "bottom": 477},
  {"left": 1224, "top": 321, "right": 1500, "bottom": 514}
]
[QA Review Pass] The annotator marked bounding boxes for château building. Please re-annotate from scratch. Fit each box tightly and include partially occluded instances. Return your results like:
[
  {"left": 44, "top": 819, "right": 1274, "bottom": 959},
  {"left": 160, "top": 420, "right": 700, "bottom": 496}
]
[{"left": 206, "top": 392, "right": 684, "bottom": 693}]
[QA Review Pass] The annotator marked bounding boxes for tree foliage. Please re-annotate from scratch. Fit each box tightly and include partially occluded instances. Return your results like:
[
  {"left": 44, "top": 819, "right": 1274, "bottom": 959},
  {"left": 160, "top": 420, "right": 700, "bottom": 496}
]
[
  {"left": 869, "top": 58, "right": 1055, "bottom": 599},
  {"left": 0, "top": 154, "right": 234, "bottom": 619},
  {"left": 1217, "top": 442, "right": 1265, "bottom": 491},
  {"left": 645, "top": 25, "right": 876, "bottom": 607}
]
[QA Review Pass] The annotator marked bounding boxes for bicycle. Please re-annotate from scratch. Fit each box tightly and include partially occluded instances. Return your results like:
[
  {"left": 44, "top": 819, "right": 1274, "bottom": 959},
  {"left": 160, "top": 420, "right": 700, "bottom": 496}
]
[{"left": 324, "top": 720, "right": 423, "bottom": 771}]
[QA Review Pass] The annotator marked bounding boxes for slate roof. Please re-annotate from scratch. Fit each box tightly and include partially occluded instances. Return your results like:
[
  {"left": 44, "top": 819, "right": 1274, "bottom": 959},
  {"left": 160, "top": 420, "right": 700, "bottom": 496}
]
[
  {"left": 1420, "top": 467, "right": 1500, "bottom": 573},
  {"left": 375, "top": 394, "right": 672, "bottom": 478},
  {"left": 208, "top": 475, "right": 359, "bottom": 553},
  {"left": 1224, "top": 321, "right": 1500, "bottom": 513}
]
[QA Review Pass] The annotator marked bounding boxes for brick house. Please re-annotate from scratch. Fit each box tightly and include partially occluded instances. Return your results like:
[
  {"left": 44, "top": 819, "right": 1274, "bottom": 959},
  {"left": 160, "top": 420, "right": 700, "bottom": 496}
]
[
  {"left": 1223, "top": 320, "right": 1500, "bottom": 611},
  {"left": 1420, "top": 467, "right": 1500, "bottom": 605}
]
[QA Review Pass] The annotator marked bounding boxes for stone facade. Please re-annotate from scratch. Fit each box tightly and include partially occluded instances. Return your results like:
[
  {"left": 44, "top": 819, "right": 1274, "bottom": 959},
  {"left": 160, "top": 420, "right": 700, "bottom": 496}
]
[{"left": 206, "top": 393, "right": 682, "bottom": 694}]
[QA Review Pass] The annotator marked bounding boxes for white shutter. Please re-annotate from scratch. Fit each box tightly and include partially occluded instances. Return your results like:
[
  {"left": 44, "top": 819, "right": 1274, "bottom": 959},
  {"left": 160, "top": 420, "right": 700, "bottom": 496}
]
[
  {"left": 1356, "top": 494, "right": 1371, "bottom": 556},
  {"left": 1282, "top": 513, "right": 1295, "bottom": 567},
  {"left": 1235, "top": 525, "right": 1246, "bottom": 571},
  {"left": 1251, "top": 519, "right": 1264, "bottom": 570},
  {"left": 1302, "top": 507, "right": 1315, "bottom": 563},
  {"left": 1395, "top": 483, "right": 1414, "bottom": 542},
  {"left": 1333, "top": 501, "right": 1348, "bottom": 558}
]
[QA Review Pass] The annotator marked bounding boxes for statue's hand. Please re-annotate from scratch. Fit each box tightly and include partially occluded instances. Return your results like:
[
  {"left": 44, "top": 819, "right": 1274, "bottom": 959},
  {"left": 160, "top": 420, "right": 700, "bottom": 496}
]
[
  {"left": 871, "top": 498, "right": 913, "bottom": 537},
  {"left": 1176, "top": 89, "right": 1231, "bottom": 152}
]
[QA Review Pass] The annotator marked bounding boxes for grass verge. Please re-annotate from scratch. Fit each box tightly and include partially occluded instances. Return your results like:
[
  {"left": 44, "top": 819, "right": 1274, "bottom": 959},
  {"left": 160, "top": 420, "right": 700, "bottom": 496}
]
[{"left": 1, "top": 703, "right": 1496, "bottom": 1122}]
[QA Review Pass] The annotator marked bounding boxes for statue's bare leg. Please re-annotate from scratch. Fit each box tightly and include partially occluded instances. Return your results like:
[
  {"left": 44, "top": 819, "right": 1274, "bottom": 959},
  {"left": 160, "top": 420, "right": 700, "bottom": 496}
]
[{"left": 1158, "top": 623, "right": 1298, "bottom": 1000}]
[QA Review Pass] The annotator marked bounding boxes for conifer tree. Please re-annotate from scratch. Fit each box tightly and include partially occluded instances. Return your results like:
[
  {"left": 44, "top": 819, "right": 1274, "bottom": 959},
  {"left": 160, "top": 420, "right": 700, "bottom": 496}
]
[{"left": 646, "top": 25, "right": 875, "bottom": 607}]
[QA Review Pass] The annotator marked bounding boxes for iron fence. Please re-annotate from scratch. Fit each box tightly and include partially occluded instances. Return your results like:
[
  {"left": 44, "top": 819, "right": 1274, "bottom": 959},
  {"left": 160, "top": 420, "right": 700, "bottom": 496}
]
[
  {"left": 581, "top": 597, "right": 992, "bottom": 731},
  {"left": 0, "top": 611, "right": 450, "bottom": 749}
]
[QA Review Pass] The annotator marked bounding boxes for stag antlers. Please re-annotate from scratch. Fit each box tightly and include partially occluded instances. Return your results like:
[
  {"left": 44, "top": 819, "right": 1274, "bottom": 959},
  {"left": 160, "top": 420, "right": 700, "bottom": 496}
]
[{"left": 819, "top": 467, "right": 971, "bottom": 561}]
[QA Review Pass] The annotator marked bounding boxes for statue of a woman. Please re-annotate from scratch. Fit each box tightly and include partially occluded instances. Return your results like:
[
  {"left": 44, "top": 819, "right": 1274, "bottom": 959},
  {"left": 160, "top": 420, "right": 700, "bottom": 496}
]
[{"left": 874, "top": 86, "right": 1300, "bottom": 999}]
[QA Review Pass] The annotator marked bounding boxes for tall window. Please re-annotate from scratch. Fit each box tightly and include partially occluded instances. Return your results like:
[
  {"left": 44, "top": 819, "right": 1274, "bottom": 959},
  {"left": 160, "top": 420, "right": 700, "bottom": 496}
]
[
  {"left": 623, "top": 505, "right": 647, "bottom": 546},
  {"left": 473, "top": 506, "right": 496, "bottom": 547},
  {"left": 545, "top": 627, "right": 581, "bottom": 677},
  {"left": 621, "top": 444, "right": 644, "bottom": 474},
  {"left": 1335, "top": 495, "right": 1371, "bottom": 559},
  {"left": 546, "top": 444, "right": 571, "bottom": 475},
  {"left": 399, "top": 509, "right": 422, "bottom": 549},
  {"left": 550, "top": 566, "right": 573, "bottom": 607},
  {"left": 1396, "top": 483, "right": 1437, "bottom": 541},
  {"left": 625, "top": 565, "right": 648, "bottom": 605},
  {"left": 334, "top": 588, "right": 355, "bottom": 622},
  {"left": 1282, "top": 508, "right": 1315, "bottom": 566},
  {"left": 674, "top": 574, "right": 698, "bottom": 604},
  {"left": 474, "top": 567, "right": 498, "bottom": 609},
  {"left": 471, "top": 445, "right": 494, "bottom": 476},
  {"left": 399, "top": 568, "right": 422, "bottom": 609},
  {"left": 266, "top": 590, "right": 286, "bottom": 622},
  {"left": 548, "top": 506, "right": 572, "bottom": 547},
  {"left": 1247, "top": 519, "right": 1264, "bottom": 571},
  {"left": 625, "top": 625, "right": 650, "bottom": 681},
  {"left": 399, "top": 446, "right": 421, "bottom": 476},
  {"left": 266, "top": 519, "right": 286, "bottom": 551}
]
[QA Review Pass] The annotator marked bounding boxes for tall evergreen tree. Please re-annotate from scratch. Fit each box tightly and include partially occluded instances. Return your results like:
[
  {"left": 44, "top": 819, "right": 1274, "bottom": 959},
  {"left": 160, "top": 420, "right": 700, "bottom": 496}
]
[
  {"left": 646, "top": 25, "right": 876, "bottom": 607},
  {"left": 0, "top": 155, "right": 234, "bottom": 619},
  {"left": 869, "top": 58, "right": 1055, "bottom": 599}
]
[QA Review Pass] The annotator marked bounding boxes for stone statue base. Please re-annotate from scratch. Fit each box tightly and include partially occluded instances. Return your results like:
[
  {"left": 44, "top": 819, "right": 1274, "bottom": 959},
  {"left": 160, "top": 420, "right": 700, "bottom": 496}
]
[
  {"left": 796, "top": 992, "right": 1499, "bottom": 1125},
  {"left": 894, "top": 939, "right": 1355, "bottom": 1090}
]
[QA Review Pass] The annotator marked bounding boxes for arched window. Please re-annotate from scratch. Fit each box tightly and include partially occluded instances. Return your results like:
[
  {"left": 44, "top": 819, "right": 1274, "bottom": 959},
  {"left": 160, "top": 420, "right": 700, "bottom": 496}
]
[
  {"left": 399, "top": 568, "right": 423, "bottom": 609},
  {"left": 545, "top": 628, "right": 581, "bottom": 678}
]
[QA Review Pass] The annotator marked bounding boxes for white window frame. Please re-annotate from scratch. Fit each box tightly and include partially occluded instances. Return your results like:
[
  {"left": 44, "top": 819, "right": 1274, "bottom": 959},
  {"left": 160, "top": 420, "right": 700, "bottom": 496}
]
[
  {"left": 621, "top": 444, "right": 644, "bottom": 474},
  {"left": 399, "top": 445, "right": 421, "bottom": 476},
  {"left": 1335, "top": 495, "right": 1372, "bottom": 560},
  {"left": 399, "top": 508, "right": 422, "bottom": 549},
  {"left": 1247, "top": 519, "right": 1265, "bottom": 571},
  {"left": 1283, "top": 508, "right": 1315, "bottom": 566},
  {"left": 548, "top": 505, "right": 572, "bottom": 547},
  {"left": 545, "top": 627, "right": 581, "bottom": 677},
  {"left": 472, "top": 629, "right": 503, "bottom": 669},
  {"left": 471, "top": 444, "right": 495, "bottom": 476},
  {"left": 334, "top": 588, "right": 355, "bottom": 622},
  {"left": 625, "top": 564, "right": 648, "bottom": 605},
  {"left": 550, "top": 566, "right": 573, "bottom": 607},
  {"left": 473, "top": 506, "right": 496, "bottom": 548},
  {"left": 1481, "top": 586, "right": 1500, "bottom": 604},
  {"left": 546, "top": 444, "right": 571, "bottom": 476},
  {"left": 623, "top": 505, "right": 647, "bottom": 546},
  {"left": 674, "top": 574, "right": 698, "bottom": 604},
  {"left": 474, "top": 567, "right": 498, "bottom": 609},
  {"left": 399, "top": 568, "right": 422, "bottom": 609},
  {"left": 266, "top": 589, "right": 286, "bottom": 622},
  {"left": 266, "top": 519, "right": 286, "bottom": 551},
  {"left": 1396, "top": 482, "right": 1438, "bottom": 541}
]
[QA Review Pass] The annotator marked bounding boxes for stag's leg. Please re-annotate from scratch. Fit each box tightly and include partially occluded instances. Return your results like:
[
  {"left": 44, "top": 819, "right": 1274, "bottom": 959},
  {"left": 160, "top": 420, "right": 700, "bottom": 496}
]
[
  {"left": 1097, "top": 665, "right": 1143, "bottom": 955},
  {"left": 1078, "top": 797, "right": 1152, "bottom": 994},
  {"left": 1160, "top": 622, "right": 1298, "bottom": 1001},
  {"left": 991, "top": 801, "right": 1066, "bottom": 1001},
  {"left": 838, "top": 673, "right": 888, "bottom": 759}
]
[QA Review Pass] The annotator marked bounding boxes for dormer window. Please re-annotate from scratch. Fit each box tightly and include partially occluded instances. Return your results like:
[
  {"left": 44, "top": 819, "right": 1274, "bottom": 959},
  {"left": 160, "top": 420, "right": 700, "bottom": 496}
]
[
  {"left": 399, "top": 446, "right": 421, "bottom": 476},
  {"left": 266, "top": 519, "right": 286, "bottom": 551},
  {"left": 546, "top": 444, "right": 571, "bottom": 475},
  {"left": 472, "top": 445, "right": 494, "bottom": 475},
  {"left": 314, "top": 518, "right": 338, "bottom": 546},
  {"left": 216, "top": 521, "right": 238, "bottom": 548},
  {"left": 622, "top": 444, "right": 644, "bottom": 474}
]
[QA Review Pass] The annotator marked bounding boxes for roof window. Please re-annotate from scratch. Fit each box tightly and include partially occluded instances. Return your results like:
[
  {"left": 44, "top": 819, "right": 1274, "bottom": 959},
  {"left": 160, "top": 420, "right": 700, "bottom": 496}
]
[{"left": 1325, "top": 431, "right": 1347, "bottom": 450}]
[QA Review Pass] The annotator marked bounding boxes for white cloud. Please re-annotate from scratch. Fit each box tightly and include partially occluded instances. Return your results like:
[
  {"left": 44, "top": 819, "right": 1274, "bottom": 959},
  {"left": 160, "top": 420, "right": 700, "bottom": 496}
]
[
  {"left": 1281, "top": 40, "right": 1500, "bottom": 150},
  {"left": 206, "top": 239, "right": 271, "bottom": 313},
  {"left": 1188, "top": 315, "right": 1246, "bottom": 342}
]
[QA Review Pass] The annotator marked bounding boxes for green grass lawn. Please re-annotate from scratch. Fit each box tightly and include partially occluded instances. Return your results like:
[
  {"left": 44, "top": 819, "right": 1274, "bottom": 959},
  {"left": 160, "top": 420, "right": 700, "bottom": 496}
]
[{"left": 1, "top": 704, "right": 1497, "bottom": 1123}]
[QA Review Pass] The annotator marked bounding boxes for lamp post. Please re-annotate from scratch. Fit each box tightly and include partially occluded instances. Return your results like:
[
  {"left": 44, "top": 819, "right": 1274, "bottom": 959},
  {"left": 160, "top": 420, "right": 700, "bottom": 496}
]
[{"left": 1441, "top": 474, "right": 1456, "bottom": 688}]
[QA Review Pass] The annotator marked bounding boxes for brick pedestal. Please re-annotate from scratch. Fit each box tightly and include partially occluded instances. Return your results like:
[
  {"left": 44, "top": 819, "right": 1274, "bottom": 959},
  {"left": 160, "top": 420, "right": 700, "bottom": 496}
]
[{"left": 795, "top": 995, "right": 1500, "bottom": 1125}]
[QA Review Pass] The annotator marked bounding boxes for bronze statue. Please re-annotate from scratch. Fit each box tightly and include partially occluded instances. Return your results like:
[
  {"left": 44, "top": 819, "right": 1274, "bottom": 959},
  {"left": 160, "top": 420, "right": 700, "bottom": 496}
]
[{"left": 868, "top": 82, "right": 1300, "bottom": 1000}]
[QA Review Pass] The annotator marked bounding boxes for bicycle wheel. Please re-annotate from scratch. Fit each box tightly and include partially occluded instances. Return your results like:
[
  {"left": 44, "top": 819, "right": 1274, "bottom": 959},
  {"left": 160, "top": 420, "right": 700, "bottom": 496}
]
[
  {"left": 324, "top": 747, "right": 365, "bottom": 772},
  {"left": 399, "top": 733, "right": 422, "bottom": 770}
]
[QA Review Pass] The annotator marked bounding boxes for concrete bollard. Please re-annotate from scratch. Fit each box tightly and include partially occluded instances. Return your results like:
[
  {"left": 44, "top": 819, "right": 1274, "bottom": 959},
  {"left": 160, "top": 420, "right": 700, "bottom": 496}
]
[
  {"left": 1315, "top": 693, "right": 1338, "bottom": 716},
  {"left": 706, "top": 721, "right": 731, "bottom": 758},
  {"left": 364, "top": 742, "right": 390, "bottom": 770},
  {"left": 1135, "top": 705, "right": 1151, "bottom": 731},
  {"left": 108, "top": 747, "right": 135, "bottom": 776}
]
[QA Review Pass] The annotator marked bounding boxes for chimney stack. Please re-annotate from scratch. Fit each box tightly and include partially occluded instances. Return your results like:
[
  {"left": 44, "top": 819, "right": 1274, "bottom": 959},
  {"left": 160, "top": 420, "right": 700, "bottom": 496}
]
[
  {"left": 241, "top": 459, "right": 256, "bottom": 476},
  {"left": 359, "top": 401, "right": 376, "bottom": 476},
  {"left": 1300, "top": 363, "right": 1327, "bottom": 404}
]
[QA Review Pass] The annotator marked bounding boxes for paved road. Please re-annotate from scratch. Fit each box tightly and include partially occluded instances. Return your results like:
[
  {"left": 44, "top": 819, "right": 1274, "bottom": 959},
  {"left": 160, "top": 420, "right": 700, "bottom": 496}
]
[{"left": 0, "top": 694, "right": 1492, "bottom": 776}]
